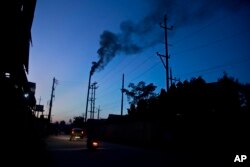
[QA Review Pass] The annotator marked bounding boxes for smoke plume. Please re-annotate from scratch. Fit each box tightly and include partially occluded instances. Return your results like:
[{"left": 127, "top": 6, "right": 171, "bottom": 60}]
[{"left": 91, "top": 0, "right": 250, "bottom": 75}]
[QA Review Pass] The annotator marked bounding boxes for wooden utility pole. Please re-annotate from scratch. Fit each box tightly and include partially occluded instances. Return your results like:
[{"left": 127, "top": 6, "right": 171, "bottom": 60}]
[
  {"left": 97, "top": 106, "right": 101, "bottom": 119},
  {"left": 121, "top": 73, "right": 124, "bottom": 116},
  {"left": 48, "top": 77, "right": 56, "bottom": 124},
  {"left": 157, "top": 15, "right": 173, "bottom": 92}
]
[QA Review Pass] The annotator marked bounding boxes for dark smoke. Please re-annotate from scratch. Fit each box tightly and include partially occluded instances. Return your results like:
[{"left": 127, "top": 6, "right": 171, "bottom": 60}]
[
  {"left": 148, "top": 0, "right": 250, "bottom": 27},
  {"left": 91, "top": 0, "right": 250, "bottom": 74}
]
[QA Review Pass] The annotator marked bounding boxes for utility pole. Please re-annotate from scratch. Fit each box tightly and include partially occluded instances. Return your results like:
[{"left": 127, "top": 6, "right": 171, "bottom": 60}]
[
  {"left": 36, "top": 96, "right": 42, "bottom": 117},
  {"left": 48, "top": 77, "right": 57, "bottom": 124},
  {"left": 121, "top": 73, "right": 124, "bottom": 116},
  {"left": 38, "top": 96, "right": 42, "bottom": 105},
  {"left": 97, "top": 105, "right": 101, "bottom": 119},
  {"left": 157, "top": 15, "right": 173, "bottom": 92},
  {"left": 89, "top": 82, "right": 98, "bottom": 119},
  {"left": 93, "top": 82, "right": 98, "bottom": 119},
  {"left": 170, "top": 68, "right": 173, "bottom": 86},
  {"left": 170, "top": 68, "right": 180, "bottom": 85}
]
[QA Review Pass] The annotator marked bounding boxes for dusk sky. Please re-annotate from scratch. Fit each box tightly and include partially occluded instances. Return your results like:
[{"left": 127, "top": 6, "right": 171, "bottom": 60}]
[{"left": 28, "top": 0, "right": 250, "bottom": 123}]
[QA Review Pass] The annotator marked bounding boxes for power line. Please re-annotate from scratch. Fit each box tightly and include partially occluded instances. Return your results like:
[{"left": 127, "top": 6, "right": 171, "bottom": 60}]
[
  {"left": 96, "top": 55, "right": 158, "bottom": 97},
  {"left": 173, "top": 15, "right": 229, "bottom": 46},
  {"left": 125, "top": 55, "right": 157, "bottom": 75},
  {"left": 178, "top": 57, "right": 250, "bottom": 79},
  {"left": 96, "top": 56, "right": 128, "bottom": 83},
  {"left": 175, "top": 27, "right": 250, "bottom": 55},
  {"left": 98, "top": 54, "right": 156, "bottom": 87},
  {"left": 97, "top": 58, "right": 161, "bottom": 99},
  {"left": 130, "top": 60, "right": 161, "bottom": 82}
]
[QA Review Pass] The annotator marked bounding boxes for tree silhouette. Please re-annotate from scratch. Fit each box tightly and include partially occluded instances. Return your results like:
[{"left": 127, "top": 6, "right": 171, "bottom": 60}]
[
  {"left": 217, "top": 72, "right": 241, "bottom": 115},
  {"left": 127, "top": 103, "right": 136, "bottom": 115},
  {"left": 124, "top": 81, "right": 157, "bottom": 119},
  {"left": 241, "top": 83, "right": 250, "bottom": 112},
  {"left": 123, "top": 81, "right": 157, "bottom": 105}
]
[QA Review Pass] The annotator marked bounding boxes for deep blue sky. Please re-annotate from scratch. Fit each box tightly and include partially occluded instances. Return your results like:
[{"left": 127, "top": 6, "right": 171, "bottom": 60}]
[{"left": 28, "top": 0, "right": 250, "bottom": 123}]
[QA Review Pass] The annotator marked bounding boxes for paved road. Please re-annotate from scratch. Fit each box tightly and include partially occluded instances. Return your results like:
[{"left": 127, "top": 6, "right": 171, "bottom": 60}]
[{"left": 45, "top": 135, "right": 231, "bottom": 167}]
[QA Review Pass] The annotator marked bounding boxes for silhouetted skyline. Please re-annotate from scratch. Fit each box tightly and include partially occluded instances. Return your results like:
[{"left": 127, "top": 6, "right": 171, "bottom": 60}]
[{"left": 28, "top": 0, "right": 250, "bottom": 122}]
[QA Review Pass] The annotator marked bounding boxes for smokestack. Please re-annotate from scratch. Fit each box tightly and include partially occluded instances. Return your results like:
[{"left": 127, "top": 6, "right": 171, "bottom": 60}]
[{"left": 84, "top": 69, "right": 92, "bottom": 122}]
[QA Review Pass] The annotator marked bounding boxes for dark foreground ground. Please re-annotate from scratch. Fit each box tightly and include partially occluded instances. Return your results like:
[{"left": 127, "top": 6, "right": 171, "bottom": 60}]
[{"left": 12, "top": 134, "right": 248, "bottom": 167}]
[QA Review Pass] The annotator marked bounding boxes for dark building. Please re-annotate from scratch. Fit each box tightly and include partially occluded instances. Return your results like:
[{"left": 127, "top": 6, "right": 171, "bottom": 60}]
[
  {"left": 1, "top": 0, "right": 37, "bottom": 147},
  {"left": 2, "top": 0, "right": 36, "bottom": 80}
]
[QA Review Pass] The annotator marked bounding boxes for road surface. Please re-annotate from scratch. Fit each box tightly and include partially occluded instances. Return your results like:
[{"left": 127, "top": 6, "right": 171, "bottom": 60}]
[{"left": 45, "top": 135, "right": 230, "bottom": 167}]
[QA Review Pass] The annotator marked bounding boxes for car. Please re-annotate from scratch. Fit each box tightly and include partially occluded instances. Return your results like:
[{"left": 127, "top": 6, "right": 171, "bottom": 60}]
[{"left": 69, "top": 128, "right": 85, "bottom": 141}]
